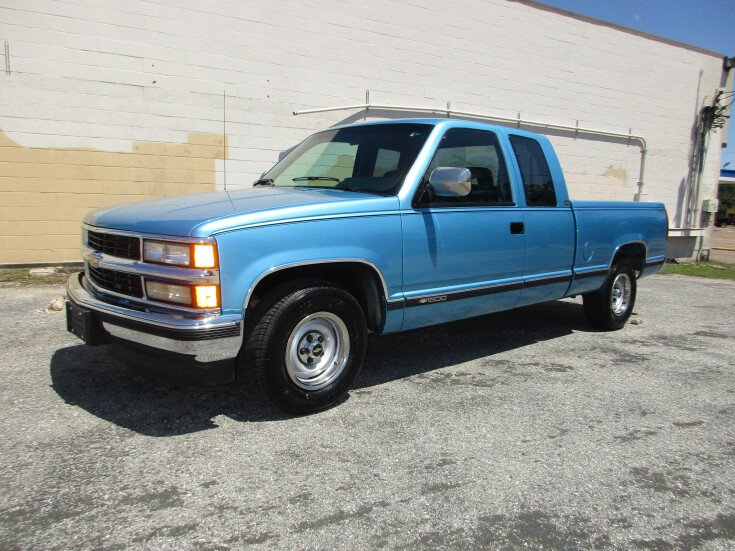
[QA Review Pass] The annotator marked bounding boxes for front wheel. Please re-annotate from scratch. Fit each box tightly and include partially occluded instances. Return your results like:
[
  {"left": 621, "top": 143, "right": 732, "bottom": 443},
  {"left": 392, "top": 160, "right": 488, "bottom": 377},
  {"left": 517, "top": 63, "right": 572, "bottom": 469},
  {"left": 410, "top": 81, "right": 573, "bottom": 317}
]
[
  {"left": 583, "top": 261, "right": 637, "bottom": 330},
  {"left": 248, "top": 283, "right": 367, "bottom": 414}
]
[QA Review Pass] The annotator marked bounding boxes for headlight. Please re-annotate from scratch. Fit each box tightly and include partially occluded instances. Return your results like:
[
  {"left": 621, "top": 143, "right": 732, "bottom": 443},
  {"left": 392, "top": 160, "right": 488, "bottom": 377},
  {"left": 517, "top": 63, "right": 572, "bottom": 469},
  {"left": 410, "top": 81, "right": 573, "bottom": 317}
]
[
  {"left": 143, "top": 241, "right": 217, "bottom": 268},
  {"left": 144, "top": 281, "right": 220, "bottom": 308},
  {"left": 143, "top": 240, "right": 190, "bottom": 266},
  {"left": 145, "top": 281, "right": 193, "bottom": 305}
]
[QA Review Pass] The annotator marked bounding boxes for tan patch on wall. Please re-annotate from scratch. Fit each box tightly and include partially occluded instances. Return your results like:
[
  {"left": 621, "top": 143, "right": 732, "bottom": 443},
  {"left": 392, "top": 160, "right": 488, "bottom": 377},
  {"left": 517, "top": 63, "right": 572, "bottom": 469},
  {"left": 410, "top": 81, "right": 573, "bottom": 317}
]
[
  {"left": 603, "top": 166, "right": 628, "bottom": 181},
  {"left": 565, "top": 167, "right": 633, "bottom": 202},
  {"left": 0, "top": 130, "right": 226, "bottom": 265}
]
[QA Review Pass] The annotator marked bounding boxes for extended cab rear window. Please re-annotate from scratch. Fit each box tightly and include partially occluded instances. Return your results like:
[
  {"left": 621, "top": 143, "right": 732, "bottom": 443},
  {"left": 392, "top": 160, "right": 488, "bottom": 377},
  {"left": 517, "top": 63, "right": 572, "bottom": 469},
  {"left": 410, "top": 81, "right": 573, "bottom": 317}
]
[{"left": 509, "top": 135, "right": 557, "bottom": 207}]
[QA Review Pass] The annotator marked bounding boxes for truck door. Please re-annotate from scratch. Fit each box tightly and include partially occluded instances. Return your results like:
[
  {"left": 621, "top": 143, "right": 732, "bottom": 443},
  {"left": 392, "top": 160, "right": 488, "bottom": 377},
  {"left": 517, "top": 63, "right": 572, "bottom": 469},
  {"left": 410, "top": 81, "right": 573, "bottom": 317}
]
[
  {"left": 401, "top": 127, "right": 526, "bottom": 330},
  {"left": 506, "top": 134, "right": 575, "bottom": 306}
]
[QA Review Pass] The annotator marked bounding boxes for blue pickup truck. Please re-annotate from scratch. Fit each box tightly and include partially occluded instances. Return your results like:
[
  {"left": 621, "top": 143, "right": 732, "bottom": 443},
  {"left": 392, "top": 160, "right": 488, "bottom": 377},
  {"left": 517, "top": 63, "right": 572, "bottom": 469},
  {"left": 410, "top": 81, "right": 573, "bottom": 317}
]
[{"left": 66, "top": 119, "right": 667, "bottom": 413}]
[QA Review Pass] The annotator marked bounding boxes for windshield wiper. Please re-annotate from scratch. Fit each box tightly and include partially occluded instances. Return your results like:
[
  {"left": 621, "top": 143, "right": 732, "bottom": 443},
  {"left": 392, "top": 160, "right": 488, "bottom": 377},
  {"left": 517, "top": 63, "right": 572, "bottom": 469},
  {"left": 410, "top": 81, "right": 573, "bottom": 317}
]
[
  {"left": 293, "top": 183, "right": 385, "bottom": 196},
  {"left": 292, "top": 176, "right": 340, "bottom": 183},
  {"left": 253, "top": 178, "right": 274, "bottom": 187}
]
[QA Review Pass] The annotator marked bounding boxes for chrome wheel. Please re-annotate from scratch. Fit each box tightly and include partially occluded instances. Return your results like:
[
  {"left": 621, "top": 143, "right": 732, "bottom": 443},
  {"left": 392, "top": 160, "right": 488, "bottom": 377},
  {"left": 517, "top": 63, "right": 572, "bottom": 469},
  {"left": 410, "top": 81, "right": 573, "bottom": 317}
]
[
  {"left": 284, "top": 312, "right": 350, "bottom": 390},
  {"left": 610, "top": 272, "right": 632, "bottom": 316}
]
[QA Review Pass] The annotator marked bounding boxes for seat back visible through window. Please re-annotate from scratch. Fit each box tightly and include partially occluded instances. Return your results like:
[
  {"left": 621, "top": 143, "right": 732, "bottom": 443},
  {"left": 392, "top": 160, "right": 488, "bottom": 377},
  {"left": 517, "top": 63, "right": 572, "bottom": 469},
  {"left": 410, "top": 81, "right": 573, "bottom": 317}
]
[{"left": 422, "top": 128, "right": 514, "bottom": 206}]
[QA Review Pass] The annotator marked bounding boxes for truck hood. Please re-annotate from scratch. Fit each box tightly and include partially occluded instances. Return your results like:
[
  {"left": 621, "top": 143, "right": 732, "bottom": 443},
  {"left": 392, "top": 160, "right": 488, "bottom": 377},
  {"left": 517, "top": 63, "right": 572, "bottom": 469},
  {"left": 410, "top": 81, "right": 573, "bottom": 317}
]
[{"left": 84, "top": 187, "right": 399, "bottom": 237}]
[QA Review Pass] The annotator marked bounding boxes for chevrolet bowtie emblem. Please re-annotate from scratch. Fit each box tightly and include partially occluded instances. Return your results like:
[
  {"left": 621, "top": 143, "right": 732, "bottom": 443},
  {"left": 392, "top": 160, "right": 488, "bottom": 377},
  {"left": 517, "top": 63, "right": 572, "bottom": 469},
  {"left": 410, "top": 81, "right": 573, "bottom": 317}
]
[{"left": 88, "top": 252, "right": 102, "bottom": 267}]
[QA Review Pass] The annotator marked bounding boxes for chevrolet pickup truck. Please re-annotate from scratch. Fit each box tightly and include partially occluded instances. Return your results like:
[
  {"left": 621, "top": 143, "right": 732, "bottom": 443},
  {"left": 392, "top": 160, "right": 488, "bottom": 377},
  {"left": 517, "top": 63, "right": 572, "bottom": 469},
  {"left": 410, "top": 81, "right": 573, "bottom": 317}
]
[{"left": 66, "top": 119, "right": 667, "bottom": 413}]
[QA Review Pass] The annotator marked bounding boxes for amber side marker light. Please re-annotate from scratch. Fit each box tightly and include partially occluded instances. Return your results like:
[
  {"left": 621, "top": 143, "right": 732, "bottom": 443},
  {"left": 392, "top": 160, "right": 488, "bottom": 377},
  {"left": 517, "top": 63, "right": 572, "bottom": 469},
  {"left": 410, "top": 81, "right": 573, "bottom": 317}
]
[
  {"left": 194, "top": 285, "right": 219, "bottom": 308},
  {"left": 193, "top": 243, "right": 217, "bottom": 269}
]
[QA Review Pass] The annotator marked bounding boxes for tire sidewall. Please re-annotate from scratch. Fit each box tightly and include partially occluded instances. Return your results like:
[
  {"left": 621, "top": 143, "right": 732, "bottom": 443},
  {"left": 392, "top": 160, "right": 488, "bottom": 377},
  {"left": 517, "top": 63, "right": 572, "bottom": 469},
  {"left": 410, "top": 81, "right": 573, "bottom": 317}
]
[
  {"left": 262, "top": 288, "right": 367, "bottom": 412},
  {"left": 603, "top": 262, "right": 637, "bottom": 329}
]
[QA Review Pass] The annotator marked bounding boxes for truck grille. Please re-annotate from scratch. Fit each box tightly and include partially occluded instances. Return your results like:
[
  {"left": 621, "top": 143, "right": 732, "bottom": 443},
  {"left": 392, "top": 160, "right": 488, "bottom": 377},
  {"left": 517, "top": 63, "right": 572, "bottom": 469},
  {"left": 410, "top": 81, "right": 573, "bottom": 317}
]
[
  {"left": 88, "top": 265, "right": 144, "bottom": 298},
  {"left": 88, "top": 230, "right": 141, "bottom": 260}
]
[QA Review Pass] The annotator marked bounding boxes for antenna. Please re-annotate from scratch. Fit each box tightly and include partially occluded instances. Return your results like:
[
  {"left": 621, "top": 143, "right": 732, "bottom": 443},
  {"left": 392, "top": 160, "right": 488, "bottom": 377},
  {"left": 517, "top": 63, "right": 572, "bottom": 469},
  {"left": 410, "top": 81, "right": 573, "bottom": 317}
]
[{"left": 223, "top": 90, "right": 227, "bottom": 191}]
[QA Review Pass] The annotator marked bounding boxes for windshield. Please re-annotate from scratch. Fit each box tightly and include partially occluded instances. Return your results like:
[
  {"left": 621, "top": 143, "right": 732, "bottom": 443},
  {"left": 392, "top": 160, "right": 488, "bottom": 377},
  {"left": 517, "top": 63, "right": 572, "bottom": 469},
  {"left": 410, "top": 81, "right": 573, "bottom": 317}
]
[{"left": 262, "top": 123, "right": 432, "bottom": 195}]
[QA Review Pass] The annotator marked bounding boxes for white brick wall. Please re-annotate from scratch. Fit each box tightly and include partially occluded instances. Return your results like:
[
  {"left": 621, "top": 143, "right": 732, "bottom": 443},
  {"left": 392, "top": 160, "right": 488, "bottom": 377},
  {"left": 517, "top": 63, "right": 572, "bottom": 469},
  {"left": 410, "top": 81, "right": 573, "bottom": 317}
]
[{"left": 0, "top": 0, "right": 729, "bottom": 262}]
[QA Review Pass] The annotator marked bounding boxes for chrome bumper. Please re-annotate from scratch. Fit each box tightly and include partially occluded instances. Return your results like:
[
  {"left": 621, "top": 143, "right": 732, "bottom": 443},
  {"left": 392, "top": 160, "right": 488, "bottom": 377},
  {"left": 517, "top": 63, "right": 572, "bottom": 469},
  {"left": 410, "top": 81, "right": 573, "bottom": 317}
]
[{"left": 66, "top": 272, "right": 243, "bottom": 364}]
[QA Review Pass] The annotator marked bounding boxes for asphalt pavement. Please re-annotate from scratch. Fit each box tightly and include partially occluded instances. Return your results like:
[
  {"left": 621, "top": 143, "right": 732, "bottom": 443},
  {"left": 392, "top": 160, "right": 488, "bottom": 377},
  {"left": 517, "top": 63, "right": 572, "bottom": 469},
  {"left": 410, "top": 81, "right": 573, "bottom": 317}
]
[{"left": 0, "top": 274, "right": 733, "bottom": 550}]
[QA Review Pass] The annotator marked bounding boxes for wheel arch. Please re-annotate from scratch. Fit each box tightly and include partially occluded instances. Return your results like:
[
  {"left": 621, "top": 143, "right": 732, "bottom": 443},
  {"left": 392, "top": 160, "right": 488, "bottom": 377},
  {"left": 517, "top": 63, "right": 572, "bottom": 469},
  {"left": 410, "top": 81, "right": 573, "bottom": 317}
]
[
  {"left": 610, "top": 241, "right": 647, "bottom": 273},
  {"left": 244, "top": 260, "right": 388, "bottom": 332}
]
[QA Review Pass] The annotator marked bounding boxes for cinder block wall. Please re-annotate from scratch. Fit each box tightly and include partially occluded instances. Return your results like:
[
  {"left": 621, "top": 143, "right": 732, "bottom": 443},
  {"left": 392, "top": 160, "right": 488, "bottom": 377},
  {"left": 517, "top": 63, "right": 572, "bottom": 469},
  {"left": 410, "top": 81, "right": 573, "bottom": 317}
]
[{"left": 0, "top": 0, "right": 727, "bottom": 264}]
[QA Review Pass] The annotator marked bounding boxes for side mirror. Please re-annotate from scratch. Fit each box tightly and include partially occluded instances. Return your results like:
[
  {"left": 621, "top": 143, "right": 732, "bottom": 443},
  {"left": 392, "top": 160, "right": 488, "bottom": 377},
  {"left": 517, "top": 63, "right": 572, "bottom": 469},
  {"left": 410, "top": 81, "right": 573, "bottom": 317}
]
[{"left": 428, "top": 167, "right": 472, "bottom": 197}]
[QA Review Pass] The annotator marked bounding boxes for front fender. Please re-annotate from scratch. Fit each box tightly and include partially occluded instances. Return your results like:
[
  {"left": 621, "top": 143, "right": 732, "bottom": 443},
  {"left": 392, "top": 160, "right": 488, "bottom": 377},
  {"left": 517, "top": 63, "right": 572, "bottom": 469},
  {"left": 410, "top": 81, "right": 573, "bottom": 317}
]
[{"left": 213, "top": 215, "right": 403, "bottom": 317}]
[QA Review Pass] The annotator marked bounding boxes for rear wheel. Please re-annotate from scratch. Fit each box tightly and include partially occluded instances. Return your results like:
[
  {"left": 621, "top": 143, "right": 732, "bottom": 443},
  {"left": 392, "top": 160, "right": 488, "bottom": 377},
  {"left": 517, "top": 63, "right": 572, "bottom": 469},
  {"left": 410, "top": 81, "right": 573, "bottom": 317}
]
[
  {"left": 247, "top": 282, "right": 367, "bottom": 414},
  {"left": 583, "top": 261, "right": 637, "bottom": 330}
]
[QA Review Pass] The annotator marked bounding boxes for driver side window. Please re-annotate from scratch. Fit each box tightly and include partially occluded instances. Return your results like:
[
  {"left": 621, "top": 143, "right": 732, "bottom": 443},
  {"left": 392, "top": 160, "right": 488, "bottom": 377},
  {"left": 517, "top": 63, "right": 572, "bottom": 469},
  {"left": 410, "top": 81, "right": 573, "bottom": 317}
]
[{"left": 422, "top": 128, "right": 513, "bottom": 206}]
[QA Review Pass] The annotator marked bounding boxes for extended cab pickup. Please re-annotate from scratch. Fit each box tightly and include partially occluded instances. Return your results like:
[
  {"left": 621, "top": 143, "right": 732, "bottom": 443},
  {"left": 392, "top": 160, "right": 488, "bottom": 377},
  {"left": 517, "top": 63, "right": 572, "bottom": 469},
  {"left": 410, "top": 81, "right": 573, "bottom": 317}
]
[{"left": 66, "top": 119, "right": 667, "bottom": 413}]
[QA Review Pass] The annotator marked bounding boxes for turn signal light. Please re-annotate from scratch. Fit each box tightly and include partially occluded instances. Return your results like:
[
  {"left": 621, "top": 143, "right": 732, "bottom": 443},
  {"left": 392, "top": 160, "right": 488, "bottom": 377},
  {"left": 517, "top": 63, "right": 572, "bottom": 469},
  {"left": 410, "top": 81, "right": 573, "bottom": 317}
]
[
  {"left": 193, "top": 244, "right": 217, "bottom": 268},
  {"left": 194, "top": 285, "right": 219, "bottom": 308}
]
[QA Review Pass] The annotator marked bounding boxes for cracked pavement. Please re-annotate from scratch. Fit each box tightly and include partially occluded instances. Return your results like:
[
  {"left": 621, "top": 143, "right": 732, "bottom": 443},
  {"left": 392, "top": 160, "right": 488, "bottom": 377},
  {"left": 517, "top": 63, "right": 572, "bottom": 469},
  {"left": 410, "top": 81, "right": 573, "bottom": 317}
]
[{"left": 0, "top": 274, "right": 733, "bottom": 550}]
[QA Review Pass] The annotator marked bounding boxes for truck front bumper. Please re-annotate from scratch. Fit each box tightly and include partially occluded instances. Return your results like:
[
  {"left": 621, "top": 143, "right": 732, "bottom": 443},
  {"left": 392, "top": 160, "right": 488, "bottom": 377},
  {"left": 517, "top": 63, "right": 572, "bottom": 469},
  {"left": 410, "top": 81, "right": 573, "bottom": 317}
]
[{"left": 65, "top": 272, "right": 244, "bottom": 385}]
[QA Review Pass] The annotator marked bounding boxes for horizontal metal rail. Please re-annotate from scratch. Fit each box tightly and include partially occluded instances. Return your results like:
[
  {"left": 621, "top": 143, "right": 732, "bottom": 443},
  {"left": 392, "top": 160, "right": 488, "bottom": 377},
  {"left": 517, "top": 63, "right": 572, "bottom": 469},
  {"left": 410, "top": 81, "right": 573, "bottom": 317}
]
[{"left": 293, "top": 101, "right": 648, "bottom": 200}]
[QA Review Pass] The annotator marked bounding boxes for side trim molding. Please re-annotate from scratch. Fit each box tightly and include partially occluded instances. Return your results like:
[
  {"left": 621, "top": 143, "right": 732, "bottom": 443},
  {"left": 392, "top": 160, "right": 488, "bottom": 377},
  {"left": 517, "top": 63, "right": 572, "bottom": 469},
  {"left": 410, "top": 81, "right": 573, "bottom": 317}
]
[
  {"left": 572, "top": 268, "right": 610, "bottom": 280},
  {"left": 399, "top": 273, "right": 573, "bottom": 310},
  {"left": 522, "top": 274, "right": 572, "bottom": 288}
]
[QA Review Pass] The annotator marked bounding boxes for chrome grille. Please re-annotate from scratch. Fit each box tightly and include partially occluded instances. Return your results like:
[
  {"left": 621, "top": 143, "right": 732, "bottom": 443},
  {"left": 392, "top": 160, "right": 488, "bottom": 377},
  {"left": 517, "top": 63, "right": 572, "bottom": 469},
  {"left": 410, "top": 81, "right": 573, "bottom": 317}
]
[
  {"left": 88, "top": 265, "right": 144, "bottom": 298},
  {"left": 88, "top": 230, "right": 140, "bottom": 260}
]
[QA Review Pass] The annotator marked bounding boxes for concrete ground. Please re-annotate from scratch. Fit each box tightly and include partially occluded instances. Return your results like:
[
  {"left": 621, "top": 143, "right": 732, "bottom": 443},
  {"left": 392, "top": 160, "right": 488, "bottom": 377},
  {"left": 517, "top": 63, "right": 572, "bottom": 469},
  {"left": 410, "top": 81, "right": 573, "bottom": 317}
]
[
  {"left": 711, "top": 226, "right": 735, "bottom": 264},
  {"left": 0, "top": 274, "right": 733, "bottom": 550}
]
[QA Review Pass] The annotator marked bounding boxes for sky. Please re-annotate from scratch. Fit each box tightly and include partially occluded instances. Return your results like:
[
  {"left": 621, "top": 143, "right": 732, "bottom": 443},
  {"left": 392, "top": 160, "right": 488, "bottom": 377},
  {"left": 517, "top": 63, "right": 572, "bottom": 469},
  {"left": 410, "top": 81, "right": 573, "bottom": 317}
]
[{"left": 538, "top": 0, "right": 735, "bottom": 169}]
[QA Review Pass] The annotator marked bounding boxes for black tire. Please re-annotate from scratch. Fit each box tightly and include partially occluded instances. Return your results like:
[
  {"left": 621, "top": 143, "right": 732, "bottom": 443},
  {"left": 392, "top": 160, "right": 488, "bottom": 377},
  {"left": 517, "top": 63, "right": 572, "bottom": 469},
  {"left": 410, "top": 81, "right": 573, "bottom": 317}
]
[
  {"left": 583, "top": 261, "right": 637, "bottom": 330},
  {"left": 247, "top": 282, "right": 367, "bottom": 414}
]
